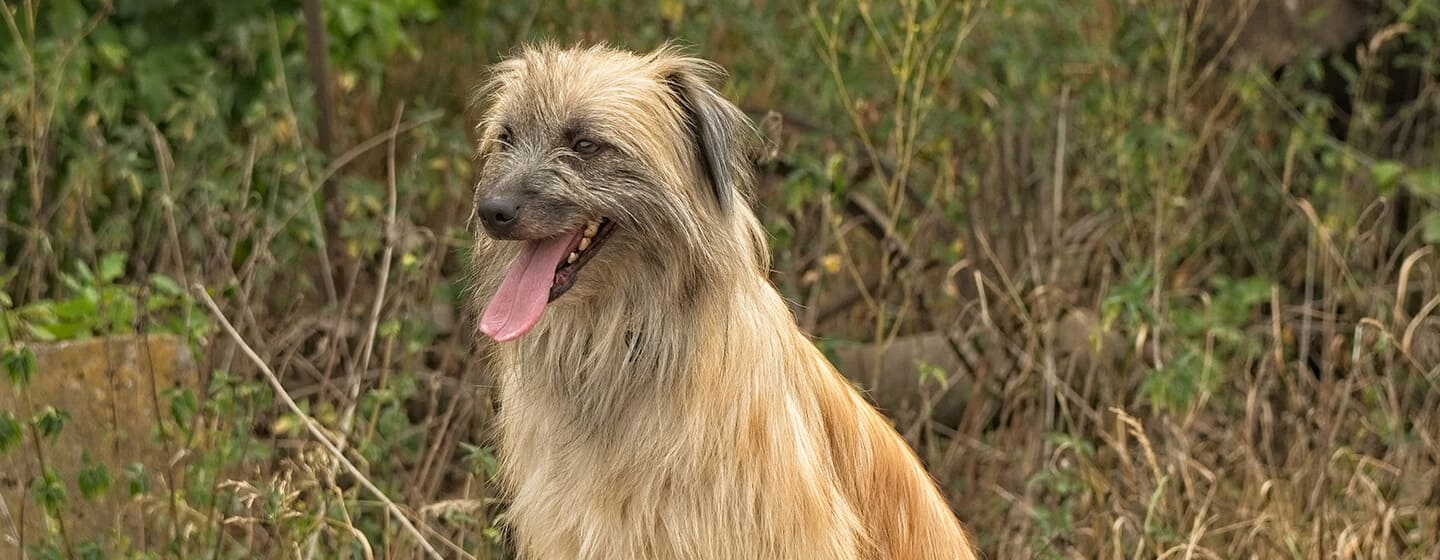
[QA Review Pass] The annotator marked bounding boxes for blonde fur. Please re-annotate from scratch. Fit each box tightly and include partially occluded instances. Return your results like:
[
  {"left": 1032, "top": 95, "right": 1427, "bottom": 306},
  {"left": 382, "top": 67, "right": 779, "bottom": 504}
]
[{"left": 469, "top": 43, "right": 978, "bottom": 560}]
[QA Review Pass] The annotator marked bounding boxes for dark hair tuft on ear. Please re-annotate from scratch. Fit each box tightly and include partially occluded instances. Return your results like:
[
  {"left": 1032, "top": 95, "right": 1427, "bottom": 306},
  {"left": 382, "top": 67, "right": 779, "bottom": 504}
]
[{"left": 655, "top": 50, "right": 757, "bottom": 216}]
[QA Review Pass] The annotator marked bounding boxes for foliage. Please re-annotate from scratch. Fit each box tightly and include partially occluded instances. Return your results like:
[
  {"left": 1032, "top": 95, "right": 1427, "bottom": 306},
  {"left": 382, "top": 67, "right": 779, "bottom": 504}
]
[
  {"left": 2, "top": 0, "right": 1439, "bottom": 558},
  {"left": 2, "top": 252, "right": 205, "bottom": 343}
]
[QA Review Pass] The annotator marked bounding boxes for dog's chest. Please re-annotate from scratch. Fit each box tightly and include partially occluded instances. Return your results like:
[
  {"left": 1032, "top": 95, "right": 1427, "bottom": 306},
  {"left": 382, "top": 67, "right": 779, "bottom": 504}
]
[
  {"left": 500, "top": 410, "right": 742, "bottom": 558},
  {"left": 496, "top": 385, "right": 862, "bottom": 560},
  {"left": 492, "top": 304, "right": 863, "bottom": 558}
]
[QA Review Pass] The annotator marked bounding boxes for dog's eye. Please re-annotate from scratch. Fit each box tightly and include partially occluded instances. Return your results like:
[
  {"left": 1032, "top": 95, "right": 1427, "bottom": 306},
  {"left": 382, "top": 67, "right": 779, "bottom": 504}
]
[
  {"left": 572, "top": 138, "right": 602, "bottom": 157},
  {"left": 496, "top": 127, "right": 513, "bottom": 149}
]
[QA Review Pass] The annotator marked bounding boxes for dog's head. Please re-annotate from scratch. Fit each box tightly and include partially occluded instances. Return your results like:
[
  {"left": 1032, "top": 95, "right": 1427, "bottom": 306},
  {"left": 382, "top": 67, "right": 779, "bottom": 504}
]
[{"left": 469, "top": 43, "right": 763, "bottom": 342}]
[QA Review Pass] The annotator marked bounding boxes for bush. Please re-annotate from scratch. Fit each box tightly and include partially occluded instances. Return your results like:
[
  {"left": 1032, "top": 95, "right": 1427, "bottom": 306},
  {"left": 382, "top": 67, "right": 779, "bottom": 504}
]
[{"left": 3, "top": 0, "right": 1438, "bottom": 557}]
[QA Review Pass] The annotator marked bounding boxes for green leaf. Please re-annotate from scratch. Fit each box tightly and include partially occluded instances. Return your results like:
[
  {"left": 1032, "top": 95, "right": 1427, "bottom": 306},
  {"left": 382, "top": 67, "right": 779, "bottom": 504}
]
[
  {"left": 52, "top": 296, "right": 98, "bottom": 322},
  {"left": 0, "top": 411, "right": 21, "bottom": 453},
  {"left": 1409, "top": 169, "right": 1440, "bottom": 198},
  {"left": 125, "top": 463, "right": 149, "bottom": 497},
  {"left": 461, "top": 443, "right": 500, "bottom": 479},
  {"left": 334, "top": 3, "right": 365, "bottom": 35},
  {"left": 71, "top": 262, "right": 94, "bottom": 287},
  {"left": 24, "top": 323, "right": 59, "bottom": 342},
  {"left": 1422, "top": 212, "right": 1440, "bottom": 245},
  {"left": 1141, "top": 350, "right": 1213, "bottom": 413},
  {"left": 825, "top": 152, "right": 847, "bottom": 196},
  {"left": 1044, "top": 432, "right": 1097, "bottom": 457},
  {"left": 32, "top": 406, "right": 70, "bottom": 439},
  {"left": 169, "top": 387, "right": 198, "bottom": 433},
  {"left": 78, "top": 541, "right": 106, "bottom": 560},
  {"left": 96, "top": 39, "right": 129, "bottom": 69},
  {"left": 916, "top": 359, "right": 948, "bottom": 387},
  {"left": 1370, "top": 160, "right": 1406, "bottom": 195},
  {"left": 33, "top": 468, "right": 67, "bottom": 515},
  {"left": 2, "top": 346, "right": 36, "bottom": 387},
  {"left": 1230, "top": 277, "right": 1272, "bottom": 305},
  {"left": 45, "top": 0, "right": 88, "bottom": 32},
  {"left": 78, "top": 454, "right": 113, "bottom": 500},
  {"left": 99, "top": 252, "right": 127, "bottom": 283},
  {"left": 150, "top": 274, "right": 183, "bottom": 296}
]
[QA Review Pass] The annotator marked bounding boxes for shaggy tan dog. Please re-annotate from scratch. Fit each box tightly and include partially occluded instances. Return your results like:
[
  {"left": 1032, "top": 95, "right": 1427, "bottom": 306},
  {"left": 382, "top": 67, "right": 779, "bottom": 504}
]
[{"left": 468, "top": 43, "right": 977, "bottom": 560}]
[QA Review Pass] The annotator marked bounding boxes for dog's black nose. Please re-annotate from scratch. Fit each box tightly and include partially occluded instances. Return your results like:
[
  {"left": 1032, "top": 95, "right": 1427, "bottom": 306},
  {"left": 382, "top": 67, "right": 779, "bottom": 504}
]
[{"left": 477, "top": 197, "right": 520, "bottom": 237}]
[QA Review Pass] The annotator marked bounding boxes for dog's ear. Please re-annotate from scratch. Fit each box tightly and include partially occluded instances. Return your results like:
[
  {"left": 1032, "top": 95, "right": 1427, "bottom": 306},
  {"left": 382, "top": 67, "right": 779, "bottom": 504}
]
[{"left": 661, "top": 60, "right": 753, "bottom": 215}]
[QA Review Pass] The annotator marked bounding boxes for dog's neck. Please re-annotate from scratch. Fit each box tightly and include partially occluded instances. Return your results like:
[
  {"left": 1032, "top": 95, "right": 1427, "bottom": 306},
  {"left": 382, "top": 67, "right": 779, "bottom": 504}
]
[
  {"left": 499, "top": 265, "right": 778, "bottom": 422},
  {"left": 493, "top": 209, "right": 780, "bottom": 429}
]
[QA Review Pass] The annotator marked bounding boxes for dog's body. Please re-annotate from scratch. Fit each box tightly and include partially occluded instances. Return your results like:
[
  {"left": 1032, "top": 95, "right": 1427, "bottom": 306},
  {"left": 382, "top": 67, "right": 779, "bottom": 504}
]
[{"left": 469, "top": 44, "right": 976, "bottom": 560}]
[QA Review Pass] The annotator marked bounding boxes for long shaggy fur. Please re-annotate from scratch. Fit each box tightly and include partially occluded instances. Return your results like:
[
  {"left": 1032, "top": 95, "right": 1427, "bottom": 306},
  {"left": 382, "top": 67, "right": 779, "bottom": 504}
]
[{"left": 469, "top": 43, "right": 978, "bottom": 560}]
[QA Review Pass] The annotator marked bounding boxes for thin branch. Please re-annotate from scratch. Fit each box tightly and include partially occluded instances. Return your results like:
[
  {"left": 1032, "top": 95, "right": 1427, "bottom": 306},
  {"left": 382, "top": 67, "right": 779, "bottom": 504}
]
[
  {"left": 339, "top": 103, "right": 404, "bottom": 445},
  {"left": 194, "top": 287, "right": 449, "bottom": 560}
]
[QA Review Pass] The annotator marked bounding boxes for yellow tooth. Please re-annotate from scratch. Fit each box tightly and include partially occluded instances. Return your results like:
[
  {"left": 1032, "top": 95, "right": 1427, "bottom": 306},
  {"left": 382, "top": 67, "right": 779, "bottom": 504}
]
[
  {"left": 567, "top": 252, "right": 578, "bottom": 264},
  {"left": 578, "top": 237, "right": 591, "bottom": 251},
  {"left": 585, "top": 222, "right": 600, "bottom": 237}
]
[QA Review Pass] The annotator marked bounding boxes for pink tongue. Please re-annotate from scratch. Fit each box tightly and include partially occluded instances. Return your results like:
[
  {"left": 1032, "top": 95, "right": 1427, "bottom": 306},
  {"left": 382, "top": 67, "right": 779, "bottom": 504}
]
[{"left": 480, "top": 235, "right": 575, "bottom": 342}]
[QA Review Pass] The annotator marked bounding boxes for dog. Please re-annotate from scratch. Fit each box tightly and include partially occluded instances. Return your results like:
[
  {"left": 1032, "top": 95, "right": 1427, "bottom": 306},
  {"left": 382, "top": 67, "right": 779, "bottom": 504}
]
[{"left": 467, "top": 43, "right": 978, "bottom": 560}]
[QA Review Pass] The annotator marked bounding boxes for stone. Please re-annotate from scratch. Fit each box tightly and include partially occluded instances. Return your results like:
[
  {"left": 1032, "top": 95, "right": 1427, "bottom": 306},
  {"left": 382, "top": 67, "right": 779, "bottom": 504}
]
[
  {"left": 0, "top": 335, "right": 196, "bottom": 555},
  {"left": 1201, "top": 0, "right": 1373, "bottom": 68}
]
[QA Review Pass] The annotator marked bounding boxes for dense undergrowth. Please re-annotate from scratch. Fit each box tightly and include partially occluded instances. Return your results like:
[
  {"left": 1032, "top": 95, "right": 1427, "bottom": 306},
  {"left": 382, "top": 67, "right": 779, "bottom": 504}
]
[{"left": 3, "top": 0, "right": 1439, "bottom": 558}]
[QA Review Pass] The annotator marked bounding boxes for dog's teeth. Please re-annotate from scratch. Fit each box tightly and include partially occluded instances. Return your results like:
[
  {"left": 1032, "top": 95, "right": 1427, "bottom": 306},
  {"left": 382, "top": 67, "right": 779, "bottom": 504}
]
[
  {"left": 578, "top": 237, "right": 591, "bottom": 251},
  {"left": 567, "top": 252, "right": 578, "bottom": 264},
  {"left": 585, "top": 222, "right": 599, "bottom": 237}
]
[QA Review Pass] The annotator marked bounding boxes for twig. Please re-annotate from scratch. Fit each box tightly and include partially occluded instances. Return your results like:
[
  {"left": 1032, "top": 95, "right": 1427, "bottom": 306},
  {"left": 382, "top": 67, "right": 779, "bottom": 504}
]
[
  {"left": 265, "top": 12, "right": 338, "bottom": 311},
  {"left": 193, "top": 287, "right": 447, "bottom": 560},
  {"left": 1402, "top": 294, "right": 1440, "bottom": 357},
  {"left": 139, "top": 115, "right": 186, "bottom": 546},
  {"left": 271, "top": 115, "right": 442, "bottom": 233},
  {"left": 338, "top": 103, "right": 404, "bottom": 448},
  {"left": 313, "top": 107, "right": 406, "bottom": 560},
  {"left": 1048, "top": 85, "right": 1069, "bottom": 284}
]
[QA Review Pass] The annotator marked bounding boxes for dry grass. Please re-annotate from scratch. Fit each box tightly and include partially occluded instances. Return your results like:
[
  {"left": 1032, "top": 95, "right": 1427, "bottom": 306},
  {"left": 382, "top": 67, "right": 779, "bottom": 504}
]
[{"left": 2, "top": 0, "right": 1438, "bottom": 558}]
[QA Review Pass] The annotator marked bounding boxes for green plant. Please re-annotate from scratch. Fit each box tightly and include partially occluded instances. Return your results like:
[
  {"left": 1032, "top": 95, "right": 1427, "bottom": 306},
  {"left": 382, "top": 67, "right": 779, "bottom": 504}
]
[
  {"left": 2, "top": 252, "right": 207, "bottom": 343},
  {"left": 3, "top": 0, "right": 1439, "bottom": 557}
]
